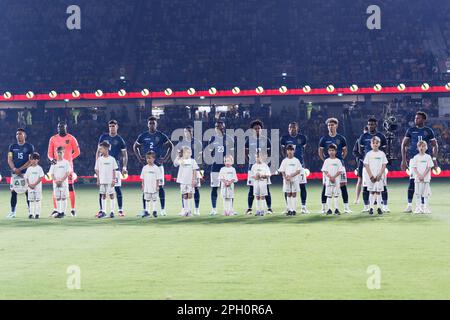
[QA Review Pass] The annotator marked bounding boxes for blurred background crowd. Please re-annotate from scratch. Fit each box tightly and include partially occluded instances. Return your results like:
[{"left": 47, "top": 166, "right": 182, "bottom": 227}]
[{"left": 1, "top": 0, "right": 450, "bottom": 178}]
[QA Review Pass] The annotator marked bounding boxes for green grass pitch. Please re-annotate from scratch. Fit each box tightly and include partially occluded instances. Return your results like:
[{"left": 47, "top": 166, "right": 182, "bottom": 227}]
[{"left": 0, "top": 179, "right": 449, "bottom": 300}]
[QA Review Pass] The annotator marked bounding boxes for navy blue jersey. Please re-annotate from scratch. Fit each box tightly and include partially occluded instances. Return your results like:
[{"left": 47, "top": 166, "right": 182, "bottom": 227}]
[
  {"left": 245, "top": 135, "right": 271, "bottom": 170},
  {"left": 280, "top": 134, "right": 307, "bottom": 165},
  {"left": 8, "top": 143, "right": 34, "bottom": 173},
  {"left": 98, "top": 134, "right": 126, "bottom": 167},
  {"left": 358, "top": 132, "right": 387, "bottom": 157},
  {"left": 208, "top": 133, "right": 234, "bottom": 172},
  {"left": 405, "top": 126, "right": 436, "bottom": 158},
  {"left": 319, "top": 134, "right": 347, "bottom": 160},
  {"left": 135, "top": 131, "right": 170, "bottom": 165}
]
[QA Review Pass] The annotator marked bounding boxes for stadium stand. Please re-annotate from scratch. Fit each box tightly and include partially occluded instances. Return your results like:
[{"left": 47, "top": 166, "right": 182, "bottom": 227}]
[{"left": 0, "top": 0, "right": 447, "bottom": 92}]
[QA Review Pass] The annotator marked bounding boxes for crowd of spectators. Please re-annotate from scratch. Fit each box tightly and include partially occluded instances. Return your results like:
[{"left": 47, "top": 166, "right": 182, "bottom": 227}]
[{"left": 0, "top": 0, "right": 447, "bottom": 94}]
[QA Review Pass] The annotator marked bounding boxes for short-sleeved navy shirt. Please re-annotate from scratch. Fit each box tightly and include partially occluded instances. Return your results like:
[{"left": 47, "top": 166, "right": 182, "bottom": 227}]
[
  {"left": 319, "top": 134, "right": 347, "bottom": 160},
  {"left": 9, "top": 143, "right": 34, "bottom": 174},
  {"left": 135, "top": 131, "right": 170, "bottom": 165},
  {"left": 405, "top": 126, "right": 435, "bottom": 158},
  {"left": 358, "top": 132, "right": 387, "bottom": 157},
  {"left": 280, "top": 133, "right": 307, "bottom": 165},
  {"left": 98, "top": 134, "right": 126, "bottom": 167}
]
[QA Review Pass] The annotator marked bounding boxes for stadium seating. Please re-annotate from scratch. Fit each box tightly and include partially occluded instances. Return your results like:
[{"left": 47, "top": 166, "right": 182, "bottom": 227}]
[{"left": 0, "top": 0, "right": 446, "bottom": 92}]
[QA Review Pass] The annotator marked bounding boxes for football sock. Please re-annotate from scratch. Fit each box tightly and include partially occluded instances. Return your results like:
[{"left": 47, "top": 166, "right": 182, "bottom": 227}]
[
  {"left": 159, "top": 188, "right": 165, "bottom": 210},
  {"left": 101, "top": 197, "right": 106, "bottom": 213},
  {"left": 266, "top": 187, "right": 272, "bottom": 209},
  {"left": 291, "top": 197, "right": 296, "bottom": 212},
  {"left": 300, "top": 184, "right": 307, "bottom": 206},
  {"left": 29, "top": 201, "right": 35, "bottom": 216},
  {"left": 182, "top": 198, "right": 188, "bottom": 213},
  {"left": 36, "top": 201, "right": 41, "bottom": 216},
  {"left": 247, "top": 186, "right": 254, "bottom": 209},
  {"left": 340, "top": 185, "right": 349, "bottom": 204},
  {"left": 62, "top": 199, "right": 67, "bottom": 214},
  {"left": 98, "top": 194, "right": 103, "bottom": 211},
  {"left": 152, "top": 199, "right": 158, "bottom": 212},
  {"left": 115, "top": 187, "right": 123, "bottom": 210},
  {"left": 334, "top": 197, "right": 339, "bottom": 211},
  {"left": 11, "top": 191, "right": 17, "bottom": 212},
  {"left": 142, "top": 194, "right": 146, "bottom": 210},
  {"left": 416, "top": 197, "right": 422, "bottom": 210},
  {"left": 186, "top": 198, "right": 191, "bottom": 214},
  {"left": 382, "top": 187, "right": 388, "bottom": 205},
  {"left": 376, "top": 194, "right": 382, "bottom": 209},
  {"left": 369, "top": 194, "right": 375, "bottom": 209},
  {"left": 261, "top": 198, "right": 267, "bottom": 212},
  {"left": 408, "top": 179, "right": 415, "bottom": 204},
  {"left": 69, "top": 190, "right": 76, "bottom": 210},
  {"left": 194, "top": 188, "right": 200, "bottom": 209},
  {"left": 321, "top": 185, "right": 327, "bottom": 204},
  {"left": 211, "top": 187, "right": 218, "bottom": 209},
  {"left": 326, "top": 197, "right": 332, "bottom": 211},
  {"left": 188, "top": 197, "right": 193, "bottom": 213},
  {"left": 110, "top": 198, "right": 115, "bottom": 213},
  {"left": 363, "top": 187, "right": 370, "bottom": 206}
]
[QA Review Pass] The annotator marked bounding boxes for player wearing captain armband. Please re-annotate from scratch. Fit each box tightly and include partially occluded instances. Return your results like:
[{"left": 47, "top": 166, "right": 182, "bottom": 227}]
[
  {"left": 49, "top": 146, "right": 71, "bottom": 219},
  {"left": 140, "top": 151, "right": 163, "bottom": 218},
  {"left": 218, "top": 155, "right": 238, "bottom": 216},
  {"left": 411, "top": 141, "right": 434, "bottom": 214},
  {"left": 174, "top": 147, "right": 199, "bottom": 217},
  {"left": 278, "top": 145, "right": 302, "bottom": 216},
  {"left": 24, "top": 152, "right": 45, "bottom": 219},
  {"left": 363, "top": 137, "right": 388, "bottom": 216},
  {"left": 95, "top": 141, "right": 119, "bottom": 219},
  {"left": 7, "top": 128, "right": 34, "bottom": 218},
  {"left": 250, "top": 153, "right": 271, "bottom": 216},
  {"left": 321, "top": 144, "right": 344, "bottom": 215}
]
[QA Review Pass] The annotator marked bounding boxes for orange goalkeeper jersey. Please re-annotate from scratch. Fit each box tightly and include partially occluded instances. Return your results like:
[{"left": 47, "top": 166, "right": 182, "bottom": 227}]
[{"left": 48, "top": 134, "right": 80, "bottom": 166}]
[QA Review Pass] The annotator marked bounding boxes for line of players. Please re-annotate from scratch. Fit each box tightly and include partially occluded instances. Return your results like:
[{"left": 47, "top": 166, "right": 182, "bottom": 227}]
[{"left": 5, "top": 111, "right": 438, "bottom": 218}]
